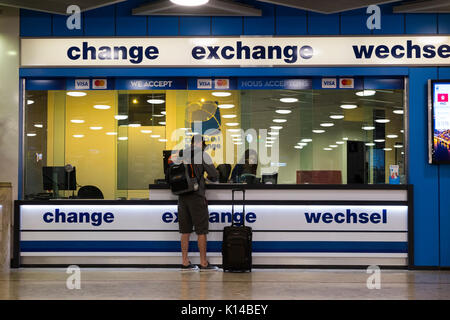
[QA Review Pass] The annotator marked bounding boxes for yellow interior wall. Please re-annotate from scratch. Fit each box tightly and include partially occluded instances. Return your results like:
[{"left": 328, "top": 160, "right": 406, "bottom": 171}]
[{"left": 65, "top": 91, "right": 117, "bottom": 199}]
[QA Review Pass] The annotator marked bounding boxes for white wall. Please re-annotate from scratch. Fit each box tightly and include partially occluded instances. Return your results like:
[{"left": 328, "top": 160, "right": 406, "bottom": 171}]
[{"left": 0, "top": 6, "right": 19, "bottom": 199}]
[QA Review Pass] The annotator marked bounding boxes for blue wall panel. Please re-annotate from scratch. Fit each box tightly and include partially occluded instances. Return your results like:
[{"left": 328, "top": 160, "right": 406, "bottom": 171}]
[
  {"left": 340, "top": 9, "right": 371, "bottom": 35},
  {"left": 84, "top": 6, "right": 116, "bottom": 36},
  {"left": 20, "top": 9, "right": 52, "bottom": 37},
  {"left": 52, "top": 14, "right": 84, "bottom": 36},
  {"left": 275, "top": 6, "right": 307, "bottom": 35},
  {"left": 438, "top": 14, "right": 450, "bottom": 34},
  {"left": 373, "top": 3, "right": 405, "bottom": 35},
  {"left": 148, "top": 17, "right": 179, "bottom": 36},
  {"left": 116, "top": 0, "right": 147, "bottom": 36},
  {"left": 244, "top": 2, "right": 275, "bottom": 35},
  {"left": 438, "top": 67, "right": 450, "bottom": 267},
  {"left": 405, "top": 13, "right": 438, "bottom": 34},
  {"left": 179, "top": 17, "right": 211, "bottom": 36},
  {"left": 408, "top": 68, "right": 440, "bottom": 266},
  {"left": 307, "top": 12, "right": 339, "bottom": 35},
  {"left": 212, "top": 17, "right": 243, "bottom": 36}
]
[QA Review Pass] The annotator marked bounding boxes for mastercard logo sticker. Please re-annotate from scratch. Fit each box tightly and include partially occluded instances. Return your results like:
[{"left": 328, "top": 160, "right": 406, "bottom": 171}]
[
  {"left": 339, "top": 78, "right": 354, "bottom": 89},
  {"left": 214, "top": 79, "right": 230, "bottom": 89},
  {"left": 93, "top": 79, "right": 107, "bottom": 89}
]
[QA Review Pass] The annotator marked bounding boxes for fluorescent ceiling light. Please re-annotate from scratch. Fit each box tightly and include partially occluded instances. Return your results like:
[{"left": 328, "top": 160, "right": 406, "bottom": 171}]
[
  {"left": 89, "top": 126, "right": 103, "bottom": 130},
  {"left": 106, "top": 132, "right": 117, "bottom": 135},
  {"left": 386, "top": 134, "right": 398, "bottom": 139},
  {"left": 383, "top": 148, "right": 392, "bottom": 151},
  {"left": 393, "top": 109, "right": 404, "bottom": 114},
  {"left": 343, "top": 137, "right": 349, "bottom": 140},
  {"left": 73, "top": 134, "right": 84, "bottom": 138},
  {"left": 94, "top": 105, "right": 111, "bottom": 110},
  {"left": 67, "top": 91, "right": 87, "bottom": 97},
  {"left": 268, "top": 132, "right": 279, "bottom": 136},
  {"left": 320, "top": 123, "right": 334, "bottom": 127},
  {"left": 27, "top": 100, "right": 34, "bottom": 105},
  {"left": 234, "top": 142, "right": 243, "bottom": 145},
  {"left": 266, "top": 137, "right": 276, "bottom": 141},
  {"left": 340, "top": 104, "right": 357, "bottom": 109},
  {"left": 147, "top": 99, "right": 165, "bottom": 104},
  {"left": 70, "top": 119, "right": 85, "bottom": 124},
  {"left": 230, "top": 134, "right": 241, "bottom": 137},
  {"left": 227, "top": 129, "right": 241, "bottom": 133},
  {"left": 330, "top": 145, "right": 338, "bottom": 148},
  {"left": 225, "top": 122, "right": 239, "bottom": 127},
  {"left": 365, "top": 143, "right": 375, "bottom": 146},
  {"left": 336, "top": 141, "right": 344, "bottom": 144},
  {"left": 280, "top": 97, "right": 298, "bottom": 103},
  {"left": 301, "top": 138, "right": 312, "bottom": 142},
  {"left": 118, "top": 137, "right": 128, "bottom": 141},
  {"left": 218, "top": 104, "right": 235, "bottom": 109},
  {"left": 275, "top": 109, "right": 292, "bottom": 114},
  {"left": 374, "top": 139, "right": 386, "bottom": 143},
  {"left": 159, "top": 121, "right": 166, "bottom": 125},
  {"left": 114, "top": 115, "right": 128, "bottom": 120},
  {"left": 129, "top": 123, "right": 141, "bottom": 127},
  {"left": 375, "top": 119, "right": 390, "bottom": 123},
  {"left": 170, "top": 0, "right": 209, "bottom": 6},
  {"left": 270, "top": 126, "right": 283, "bottom": 130},
  {"left": 323, "top": 148, "right": 332, "bottom": 151},
  {"left": 222, "top": 114, "right": 237, "bottom": 119},
  {"left": 161, "top": 111, "right": 166, "bottom": 115},
  {"left": 394, "top": 144, "right": 403, "bottom": 148},
  {"left": 141, "top": 130, "right": 152, "bottom": 134},
  {"left": 151, "top": 134, "right": 161, "bottom": 138},
  {"left": 27, "top": 133, "right": 37, "bottom": 137},
  {"left": 34, "top": 124, "right": 43, "bottom": 128},
  {"left": 212, "top": 92, "right": 231, "bottom": 97},
  {"left": 362, "top": 126, "right": 375, "bottom": 131},
  {"left": 158, "top": 139, "right": 168, "bottom": 142},
  {"left": 312, "top": 129, "right": 325, "bottom": 134},
  {"left": 152, "top": 114, "right": 165, "bottom": 118},
  {"left": 298, "top": 142, "right": 307, "bottom": 146},
  {"left": 330, "top": 115, "right": 344, "bottom": 119},
  {"left": 273, "top": 119, "right": 287, "bottom": 123},
  {"left": 356, "top": 90, "right": 376, "bottom": 97},
  {"left": 294, "top": 146, "right": 303, "bottom": 149}
]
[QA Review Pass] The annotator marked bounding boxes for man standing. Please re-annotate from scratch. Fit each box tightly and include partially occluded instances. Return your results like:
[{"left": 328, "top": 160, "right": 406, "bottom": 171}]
[{"left": 177, "top": 135, "right": 219, "bottom": 271}]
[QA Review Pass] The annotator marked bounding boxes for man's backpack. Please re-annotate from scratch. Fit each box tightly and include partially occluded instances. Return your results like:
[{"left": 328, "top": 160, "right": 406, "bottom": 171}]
[{"left": 167, "top": 160, "right": 199, "bottom": 195}]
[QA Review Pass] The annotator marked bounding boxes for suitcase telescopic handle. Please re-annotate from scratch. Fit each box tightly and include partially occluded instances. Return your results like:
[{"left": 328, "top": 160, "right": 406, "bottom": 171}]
[{"left": 231, "top": 188, "right": 245, "bottom": 227}]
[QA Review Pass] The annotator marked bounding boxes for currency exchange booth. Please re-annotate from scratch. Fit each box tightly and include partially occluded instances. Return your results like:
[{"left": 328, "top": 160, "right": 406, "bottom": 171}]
[{"left": 16, "top": 35, "right": 445, "bottom": 268}]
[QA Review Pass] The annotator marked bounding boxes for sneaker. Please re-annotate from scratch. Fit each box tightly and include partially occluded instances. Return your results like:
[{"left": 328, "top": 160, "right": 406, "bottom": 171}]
[
  {"left": 181, "top": 262, "right": 199, "bottom": 271},
  {"left": 199, "top": 262, "right": 219, "bottom": 271}
]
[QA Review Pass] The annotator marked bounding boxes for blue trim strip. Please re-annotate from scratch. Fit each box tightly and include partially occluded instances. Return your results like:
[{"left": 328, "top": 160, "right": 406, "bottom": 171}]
[
  {"left": 19, "top": 67, "right": 410, "bottom": 78},
  {"left": 20, "top": 240, "right": 408, "bottom": 253}
]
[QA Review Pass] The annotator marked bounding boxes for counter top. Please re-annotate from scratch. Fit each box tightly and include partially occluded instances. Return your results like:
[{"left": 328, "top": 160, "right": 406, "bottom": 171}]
[{"left": 149, "top": 183, "right": 410, "bottom": 190}]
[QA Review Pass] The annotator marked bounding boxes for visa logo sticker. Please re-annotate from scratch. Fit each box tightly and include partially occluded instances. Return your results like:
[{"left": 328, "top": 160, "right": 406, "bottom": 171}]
[
  {"left": 322, "top": 78, "right": 337, "bottom": 88},
  {"left": 214, "top": 79, "right": 229, "bottom": 90},
  {"left": 92, "top": 79, "right": 107, "bottom": 89},
  {"left": 75, "top": 79, "right": 90, "bottom": 90},
  {"left": 339, "top": 78, "right": 354, "bottom": 89},
  {"left": 197, "top": 79, "right": 212, "bottom": 89}
]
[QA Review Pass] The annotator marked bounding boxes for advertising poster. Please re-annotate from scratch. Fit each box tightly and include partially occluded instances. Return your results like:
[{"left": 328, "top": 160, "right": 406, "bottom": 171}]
[{"left": 433, "top": 82, "right": 450, "bottom": 162}]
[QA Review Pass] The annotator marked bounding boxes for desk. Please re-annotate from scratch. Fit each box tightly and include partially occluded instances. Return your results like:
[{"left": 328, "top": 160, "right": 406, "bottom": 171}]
[{"left": 13, "top": 184, "right": 412, "bottom": 268}]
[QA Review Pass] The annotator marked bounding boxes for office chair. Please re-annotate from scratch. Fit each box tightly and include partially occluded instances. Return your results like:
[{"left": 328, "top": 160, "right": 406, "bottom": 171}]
[
  {"left": 77, "top": 185, "right": 104, "bottom": 199},
  {"left": 217, "top": 164, "right": 232, "bottom": 183}
]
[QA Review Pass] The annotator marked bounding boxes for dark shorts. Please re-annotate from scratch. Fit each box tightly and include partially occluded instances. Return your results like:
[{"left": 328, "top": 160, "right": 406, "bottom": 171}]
[{"left": 178, "top": 193, "right": 209, "bottom": 235}]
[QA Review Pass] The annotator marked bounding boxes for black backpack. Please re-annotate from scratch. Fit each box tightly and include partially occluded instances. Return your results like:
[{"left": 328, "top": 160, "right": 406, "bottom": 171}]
[{"left": 167, "top": 156, "right": 200, "bottom": 195}]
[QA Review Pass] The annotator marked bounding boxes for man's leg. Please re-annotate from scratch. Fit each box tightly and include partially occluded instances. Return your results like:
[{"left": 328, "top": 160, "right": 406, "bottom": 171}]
[
  {"left": 197, "top": 234, "right": 207, "bottom": 267},
  {"left": 181, "top": 233, "right": 191, "bottom": 266}
]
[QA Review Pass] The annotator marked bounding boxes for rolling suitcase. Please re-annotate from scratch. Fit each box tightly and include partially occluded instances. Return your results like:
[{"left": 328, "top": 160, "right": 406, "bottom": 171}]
[{"left": 222, "top": 189, "right": 252, "bottom": 272}]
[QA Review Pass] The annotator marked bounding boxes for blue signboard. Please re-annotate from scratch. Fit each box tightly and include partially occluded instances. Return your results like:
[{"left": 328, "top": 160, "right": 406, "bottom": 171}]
[
  {"left": 116, "top": 78, "right": 187, "bottom": 90},
  {"left": 238, "top": 77, "right": 312, "bottom": 90}
]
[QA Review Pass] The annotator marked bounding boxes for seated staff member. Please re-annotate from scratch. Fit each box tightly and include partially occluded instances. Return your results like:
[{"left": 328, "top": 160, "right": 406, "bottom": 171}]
[{"left": 230, "top": 149, "right": 258, "bottom": 183}]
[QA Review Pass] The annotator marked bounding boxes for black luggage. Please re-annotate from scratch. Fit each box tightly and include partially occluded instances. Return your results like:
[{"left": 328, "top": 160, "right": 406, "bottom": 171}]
[{"left": 222, "top": 189, "right": 252, "bottom": 272}]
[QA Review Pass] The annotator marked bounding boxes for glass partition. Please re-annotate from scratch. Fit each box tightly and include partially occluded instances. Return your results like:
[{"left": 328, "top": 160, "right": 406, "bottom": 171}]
[{"left": 23, "top": 82, "right": 405, "bottom": 200}]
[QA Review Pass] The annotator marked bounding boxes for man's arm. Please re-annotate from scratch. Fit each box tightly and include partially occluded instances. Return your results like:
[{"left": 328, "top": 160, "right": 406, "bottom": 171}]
[{"left": 202, "top": 153, "right": 218, "bottom": 182}]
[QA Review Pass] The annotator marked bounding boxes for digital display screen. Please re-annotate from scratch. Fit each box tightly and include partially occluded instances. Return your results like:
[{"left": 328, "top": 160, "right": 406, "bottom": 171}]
[{"left": 431, "top": 80, "right": 450, "bottom": 163}]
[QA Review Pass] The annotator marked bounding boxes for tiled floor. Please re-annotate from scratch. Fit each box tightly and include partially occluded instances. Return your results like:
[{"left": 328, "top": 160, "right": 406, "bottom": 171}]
[{"left": 1, "top": 268, "right": 450, "bottom": 300}]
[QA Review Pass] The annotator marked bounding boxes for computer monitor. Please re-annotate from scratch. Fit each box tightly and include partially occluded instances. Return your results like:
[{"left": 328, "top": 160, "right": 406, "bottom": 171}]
[
  {"left": 42, "top": 166, "right": 76, "bottom": 191},
  {"left": 262, "top": 173, "right": 278, "bottom": 184}
]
